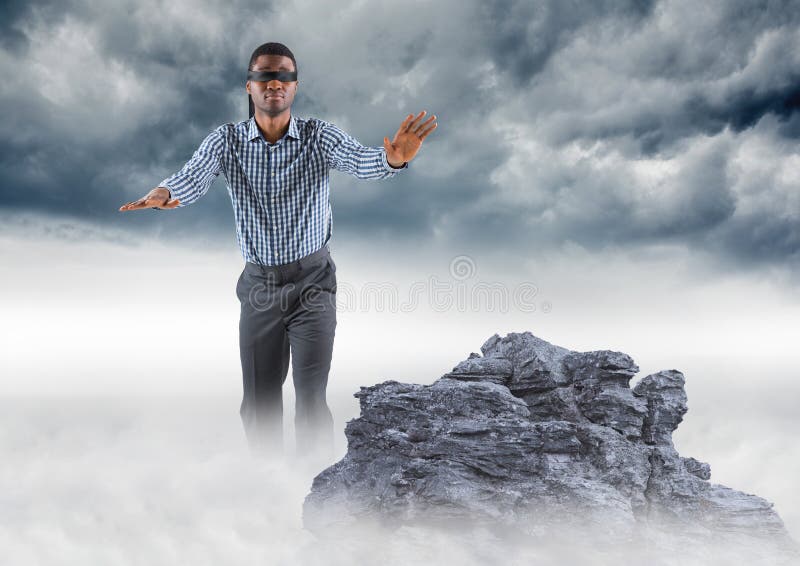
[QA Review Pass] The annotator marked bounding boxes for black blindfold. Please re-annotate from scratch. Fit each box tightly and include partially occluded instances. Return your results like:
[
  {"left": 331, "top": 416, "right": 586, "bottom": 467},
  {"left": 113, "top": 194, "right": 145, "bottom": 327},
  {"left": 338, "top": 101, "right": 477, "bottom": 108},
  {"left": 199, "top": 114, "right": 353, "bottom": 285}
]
[{"left": 247, "top": 70, "right": 298, "bottom": 82}]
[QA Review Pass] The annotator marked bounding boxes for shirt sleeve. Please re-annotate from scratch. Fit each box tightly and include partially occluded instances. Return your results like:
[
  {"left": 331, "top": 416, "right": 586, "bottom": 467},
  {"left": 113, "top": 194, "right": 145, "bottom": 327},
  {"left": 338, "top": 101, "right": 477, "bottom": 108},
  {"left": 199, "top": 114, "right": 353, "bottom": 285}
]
[
  {"left": 318, "top": 120, "right": 409, "bottom": 180},
  {"left": 155, "top": 126, "right": 226, "bottom": 208}
]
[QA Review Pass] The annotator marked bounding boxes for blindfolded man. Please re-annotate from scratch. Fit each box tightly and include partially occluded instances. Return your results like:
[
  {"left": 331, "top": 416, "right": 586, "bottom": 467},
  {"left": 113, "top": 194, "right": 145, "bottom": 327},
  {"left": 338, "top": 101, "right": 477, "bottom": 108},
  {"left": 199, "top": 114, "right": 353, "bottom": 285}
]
[{"left": 119, "top": 42, "right": 437, "bottom": 468}]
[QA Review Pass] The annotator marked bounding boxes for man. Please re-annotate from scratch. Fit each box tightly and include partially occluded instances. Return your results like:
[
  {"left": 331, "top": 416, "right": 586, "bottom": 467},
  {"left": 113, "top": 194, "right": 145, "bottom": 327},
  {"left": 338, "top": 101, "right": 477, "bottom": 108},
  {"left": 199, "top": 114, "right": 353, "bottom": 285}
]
[{"left": 118, "top": 42, "right": 437, "bottom": 465}]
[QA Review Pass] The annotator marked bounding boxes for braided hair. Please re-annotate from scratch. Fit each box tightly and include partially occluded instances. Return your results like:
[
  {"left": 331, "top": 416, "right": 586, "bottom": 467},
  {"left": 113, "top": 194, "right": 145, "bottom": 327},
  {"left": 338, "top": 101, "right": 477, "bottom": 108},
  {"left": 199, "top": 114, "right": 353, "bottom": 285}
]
[{"left": 248, "top": 42, "right": 297, "bottom": 118}]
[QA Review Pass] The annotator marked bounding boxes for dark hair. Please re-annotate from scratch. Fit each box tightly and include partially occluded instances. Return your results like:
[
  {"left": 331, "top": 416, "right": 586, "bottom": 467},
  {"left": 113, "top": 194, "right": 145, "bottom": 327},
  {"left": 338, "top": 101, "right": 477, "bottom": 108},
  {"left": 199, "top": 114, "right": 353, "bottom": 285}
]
[{"left": 248, "top": 42, "right": 297, "bottom": 118}]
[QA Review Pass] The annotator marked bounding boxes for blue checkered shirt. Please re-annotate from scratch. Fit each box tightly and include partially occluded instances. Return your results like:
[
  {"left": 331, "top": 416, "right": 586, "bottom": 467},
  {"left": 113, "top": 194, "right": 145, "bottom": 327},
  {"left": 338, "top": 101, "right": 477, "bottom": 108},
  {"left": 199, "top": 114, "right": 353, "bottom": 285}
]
[{"left": 158, "top": 115, "right": 408, "bottom": 265}]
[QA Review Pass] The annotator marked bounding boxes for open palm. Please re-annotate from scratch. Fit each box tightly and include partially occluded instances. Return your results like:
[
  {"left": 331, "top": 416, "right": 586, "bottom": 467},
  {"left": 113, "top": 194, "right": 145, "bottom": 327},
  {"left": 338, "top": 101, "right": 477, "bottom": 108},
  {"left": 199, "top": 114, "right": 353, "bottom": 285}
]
[{"left": 383, "top": 110, "right": 437, "bottom": 165}]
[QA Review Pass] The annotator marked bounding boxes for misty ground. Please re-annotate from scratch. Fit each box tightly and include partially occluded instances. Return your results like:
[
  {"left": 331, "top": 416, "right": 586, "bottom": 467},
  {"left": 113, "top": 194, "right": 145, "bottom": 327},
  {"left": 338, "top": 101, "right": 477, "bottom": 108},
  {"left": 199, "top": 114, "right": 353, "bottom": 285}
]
[{"left": 1, "top": 394, "right": 797, "bottom": 566}]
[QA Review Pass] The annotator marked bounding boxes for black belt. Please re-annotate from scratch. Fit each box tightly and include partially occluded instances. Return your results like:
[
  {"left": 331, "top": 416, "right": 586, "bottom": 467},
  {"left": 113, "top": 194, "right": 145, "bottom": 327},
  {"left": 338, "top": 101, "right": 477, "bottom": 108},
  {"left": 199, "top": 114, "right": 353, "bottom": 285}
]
[{"left": 244, "top": 244, "right": 331, "bottom": 282}]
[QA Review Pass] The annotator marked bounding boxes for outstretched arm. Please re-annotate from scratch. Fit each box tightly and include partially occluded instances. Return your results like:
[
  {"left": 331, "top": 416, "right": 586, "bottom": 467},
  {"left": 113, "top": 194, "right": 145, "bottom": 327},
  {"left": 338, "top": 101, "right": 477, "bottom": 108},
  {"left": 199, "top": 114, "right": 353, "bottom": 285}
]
[
  {"left": 320, "top": 110, "right": 437, "bottom": 179},
  {"left": 119, "top": 127, "right": 225, "bottom": 212}
]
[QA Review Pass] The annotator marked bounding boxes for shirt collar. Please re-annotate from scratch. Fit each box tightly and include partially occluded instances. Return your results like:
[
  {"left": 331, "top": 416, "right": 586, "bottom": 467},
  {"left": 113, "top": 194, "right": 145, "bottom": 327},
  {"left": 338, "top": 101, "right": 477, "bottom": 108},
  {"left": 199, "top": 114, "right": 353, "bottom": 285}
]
[{"left": 247, "top": 115, "right": 301, "bottom": 142}]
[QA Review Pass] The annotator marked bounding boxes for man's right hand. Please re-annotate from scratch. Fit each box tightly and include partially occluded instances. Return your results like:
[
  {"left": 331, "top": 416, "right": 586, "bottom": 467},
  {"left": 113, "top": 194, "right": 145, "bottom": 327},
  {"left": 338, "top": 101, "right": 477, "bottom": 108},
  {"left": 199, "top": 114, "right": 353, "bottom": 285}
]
[{"left": 119, "top": 187, "right": 181, "bottom": 212}]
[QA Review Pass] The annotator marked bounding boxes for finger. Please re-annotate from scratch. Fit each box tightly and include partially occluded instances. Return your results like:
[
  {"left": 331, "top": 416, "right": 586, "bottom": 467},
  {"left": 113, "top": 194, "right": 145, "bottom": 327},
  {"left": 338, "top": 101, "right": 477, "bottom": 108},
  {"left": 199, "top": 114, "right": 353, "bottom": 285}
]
[
  {"left": 119, "top": 199, "right": 146, "bottom": 211},
  {"left": 420, "top": 114, "right": 436, "bottom": 126},
  {"left": 398, "top": 114, "right": 414, "bottom": 133},
  {"left": 413, "top": 115, "right": 436, "bottom": 134},
  {"left": 160, "top": 198, "right": 181, "bottom": 209},
  {"left": 418, "top": 122, "right": 438, "bottom": 141},
  {"left": 402, "top": 111, "right": 424, "bottom": 132},
  {"left": 407, "top": 110, "right": 427, "bottom": 131},
  {"left": 419, "top": 117, "right": 437, "bottom": 133}
]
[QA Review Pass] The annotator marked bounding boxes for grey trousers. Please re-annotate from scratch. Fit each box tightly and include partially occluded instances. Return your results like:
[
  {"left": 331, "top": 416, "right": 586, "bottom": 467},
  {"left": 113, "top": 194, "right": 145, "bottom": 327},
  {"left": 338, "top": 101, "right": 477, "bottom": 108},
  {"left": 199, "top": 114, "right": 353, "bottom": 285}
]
[{"left": 236, "top": 243, "right": 337, "bottom": 459}]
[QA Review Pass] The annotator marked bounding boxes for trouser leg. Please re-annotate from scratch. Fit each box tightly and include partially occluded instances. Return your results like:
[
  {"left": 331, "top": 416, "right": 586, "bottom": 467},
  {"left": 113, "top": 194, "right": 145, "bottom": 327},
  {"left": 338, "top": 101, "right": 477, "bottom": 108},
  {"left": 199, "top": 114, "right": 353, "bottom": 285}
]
[
  {"left": 286, "top": 252, "right": 337, "bottom": 462},
  {"left": 237, "top": 268, "right": 290, "bottom": 456}
]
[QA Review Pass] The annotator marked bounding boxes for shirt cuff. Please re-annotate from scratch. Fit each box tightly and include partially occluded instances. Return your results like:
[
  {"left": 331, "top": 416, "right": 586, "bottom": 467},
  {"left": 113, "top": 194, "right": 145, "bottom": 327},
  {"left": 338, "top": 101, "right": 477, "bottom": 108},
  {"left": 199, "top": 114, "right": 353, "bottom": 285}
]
[{"left": 382, "top": 149, "right": 408, "bottom": 172}]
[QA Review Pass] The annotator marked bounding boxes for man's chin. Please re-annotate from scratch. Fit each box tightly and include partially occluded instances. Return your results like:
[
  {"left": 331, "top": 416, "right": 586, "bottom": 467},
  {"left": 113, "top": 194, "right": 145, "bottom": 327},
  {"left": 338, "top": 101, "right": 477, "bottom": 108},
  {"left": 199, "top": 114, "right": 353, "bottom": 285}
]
[{"left": 260, "top": 106, "right": 290, "bottom": 118}]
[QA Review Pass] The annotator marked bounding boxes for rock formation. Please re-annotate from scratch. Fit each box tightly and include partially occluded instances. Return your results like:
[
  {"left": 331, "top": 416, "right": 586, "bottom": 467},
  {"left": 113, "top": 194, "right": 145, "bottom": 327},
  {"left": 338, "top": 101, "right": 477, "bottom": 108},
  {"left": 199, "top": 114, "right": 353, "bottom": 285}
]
[{"left": 303, "top": 332, "right": 797, "bottom": 562}]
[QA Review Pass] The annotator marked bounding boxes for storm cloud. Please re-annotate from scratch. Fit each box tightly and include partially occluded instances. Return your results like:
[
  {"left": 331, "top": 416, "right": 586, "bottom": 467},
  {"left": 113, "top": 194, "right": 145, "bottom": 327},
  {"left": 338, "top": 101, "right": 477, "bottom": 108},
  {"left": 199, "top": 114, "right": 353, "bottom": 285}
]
[{"left": 0, "top": 0, "right": 798, "bottom": 273}]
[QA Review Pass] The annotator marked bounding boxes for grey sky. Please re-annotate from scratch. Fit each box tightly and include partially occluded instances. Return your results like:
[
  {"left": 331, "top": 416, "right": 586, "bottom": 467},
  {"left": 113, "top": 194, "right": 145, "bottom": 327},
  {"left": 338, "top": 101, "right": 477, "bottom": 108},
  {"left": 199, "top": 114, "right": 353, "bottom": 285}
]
[{"left": 0, "top": 0, "right": 798, "bottom": 277}]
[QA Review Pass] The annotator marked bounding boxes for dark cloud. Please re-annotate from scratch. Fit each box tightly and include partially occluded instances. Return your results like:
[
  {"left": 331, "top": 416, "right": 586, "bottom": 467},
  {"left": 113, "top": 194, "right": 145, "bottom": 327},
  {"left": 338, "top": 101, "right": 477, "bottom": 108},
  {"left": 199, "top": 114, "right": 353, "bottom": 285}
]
[
  {"left": 0, "top": 0, "right": 32, "bottom": 52},
  {"left": 514, "top": 0, "right": 800, "bottom": 154},
  {"left": 0, "top": 0, "right": 87, "bottom": 52},
  {"left": 685, "top": 79, "right": 800, "bottom": 136},
  {"left": 0, "top": 0, "right": 798, "bottom": 275},
  {"left": 479, "top": 0, "right": 656, "bottom": 88}
]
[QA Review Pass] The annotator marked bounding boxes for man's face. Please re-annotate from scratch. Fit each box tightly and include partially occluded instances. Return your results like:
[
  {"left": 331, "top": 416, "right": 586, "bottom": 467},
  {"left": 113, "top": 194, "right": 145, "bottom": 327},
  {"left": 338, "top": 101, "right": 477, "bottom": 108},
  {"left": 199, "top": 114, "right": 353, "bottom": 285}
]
[{"left": 246, "top": 54, "right": 298, "bottom": 118}]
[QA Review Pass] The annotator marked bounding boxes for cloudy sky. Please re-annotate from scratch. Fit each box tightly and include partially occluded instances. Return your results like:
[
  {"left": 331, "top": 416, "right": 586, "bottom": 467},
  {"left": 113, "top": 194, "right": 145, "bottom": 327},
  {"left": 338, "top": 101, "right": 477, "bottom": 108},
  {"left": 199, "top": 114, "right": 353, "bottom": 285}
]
[{"left": 1, "top": 0, "right": 798, "bottom": 562}]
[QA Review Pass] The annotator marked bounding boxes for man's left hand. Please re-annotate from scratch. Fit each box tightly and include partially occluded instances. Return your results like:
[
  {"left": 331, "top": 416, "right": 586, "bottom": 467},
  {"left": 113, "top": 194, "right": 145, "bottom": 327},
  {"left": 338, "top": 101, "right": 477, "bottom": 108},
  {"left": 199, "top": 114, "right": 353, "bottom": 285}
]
[{"left": 384, "top": 110, "right": 438, "bottom": 167}]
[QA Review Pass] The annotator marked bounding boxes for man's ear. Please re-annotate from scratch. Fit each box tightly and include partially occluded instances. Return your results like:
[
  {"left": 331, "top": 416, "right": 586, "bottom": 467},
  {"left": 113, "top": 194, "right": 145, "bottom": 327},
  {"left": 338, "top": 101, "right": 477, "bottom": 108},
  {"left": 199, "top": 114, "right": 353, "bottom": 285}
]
[{"left": 246, "top": 81, "right": 250, "bottom": 95}]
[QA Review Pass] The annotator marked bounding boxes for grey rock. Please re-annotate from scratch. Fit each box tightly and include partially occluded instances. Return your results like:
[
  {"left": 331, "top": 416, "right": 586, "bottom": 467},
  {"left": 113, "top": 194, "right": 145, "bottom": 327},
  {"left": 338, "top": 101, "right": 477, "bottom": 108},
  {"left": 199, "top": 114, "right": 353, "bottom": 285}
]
[
  {"left": 441, "top": 352, "right": 513, "bottom": 386},
  {"left": 633, "top": 369, "right": 688, "bottom": 446},
  {"left": 481, "top": 332, "right": 573, "bottom": 394},
  {"left": 520, "top": 386, "right": 583, "bottom": 422},
  {"left": 682, "top": 456, "right": 712, "bottom": 480},
  {"left": 304, "top": 332, "right": 798, "bottom": 561},
  {"left": 563, "top": 349, "right": 649, "bottom": 439}
]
